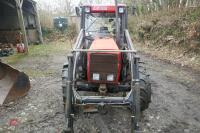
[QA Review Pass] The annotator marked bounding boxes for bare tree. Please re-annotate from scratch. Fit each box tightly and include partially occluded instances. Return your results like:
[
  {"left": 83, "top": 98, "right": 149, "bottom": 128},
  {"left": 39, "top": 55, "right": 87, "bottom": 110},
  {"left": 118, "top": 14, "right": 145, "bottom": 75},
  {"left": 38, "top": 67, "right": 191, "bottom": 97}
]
[
  {"left": 179, "top": 0, "right": 183, "bottom": 8},
  {"left": 65, "top": 0, "right": 73, "bottom": 15}
]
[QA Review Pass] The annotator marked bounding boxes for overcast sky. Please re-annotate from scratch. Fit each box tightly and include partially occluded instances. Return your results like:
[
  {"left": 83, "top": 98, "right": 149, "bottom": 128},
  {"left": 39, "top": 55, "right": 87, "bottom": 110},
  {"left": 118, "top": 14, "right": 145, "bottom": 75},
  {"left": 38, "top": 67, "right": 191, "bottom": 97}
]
[
  {"left": 35, "top": 0, "right": 115, "bottom": 7},
  {"left": 34, "top": 0, "right": 80, "bottom": 12},
  {"left": 35, "top": 0, "right": 80, "bottom": 6},
  {"left": 34, "top": 0, "right": 116, "bottom": 13}
]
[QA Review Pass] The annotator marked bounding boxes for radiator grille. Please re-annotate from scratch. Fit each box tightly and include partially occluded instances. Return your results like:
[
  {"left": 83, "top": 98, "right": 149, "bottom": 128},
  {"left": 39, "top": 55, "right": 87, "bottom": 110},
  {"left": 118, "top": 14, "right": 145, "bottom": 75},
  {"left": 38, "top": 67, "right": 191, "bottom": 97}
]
[{"left": 90, "top": 53, "right": 118, "bottom": 82}]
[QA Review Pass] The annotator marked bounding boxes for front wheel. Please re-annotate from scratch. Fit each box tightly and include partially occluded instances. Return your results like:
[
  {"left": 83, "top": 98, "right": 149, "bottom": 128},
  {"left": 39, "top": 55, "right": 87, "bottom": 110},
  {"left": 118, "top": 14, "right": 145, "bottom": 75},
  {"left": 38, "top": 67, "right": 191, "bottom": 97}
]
[{"left": 140, "top": 78, "right": 151, "bottom": 111}]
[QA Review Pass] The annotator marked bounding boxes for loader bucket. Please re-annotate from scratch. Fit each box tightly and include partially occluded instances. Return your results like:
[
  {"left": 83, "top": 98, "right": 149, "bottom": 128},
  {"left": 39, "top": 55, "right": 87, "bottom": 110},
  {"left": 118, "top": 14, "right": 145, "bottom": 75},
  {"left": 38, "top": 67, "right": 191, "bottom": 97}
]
[{"left": 0, "top": 62, "right": 30, "bottom": 105}]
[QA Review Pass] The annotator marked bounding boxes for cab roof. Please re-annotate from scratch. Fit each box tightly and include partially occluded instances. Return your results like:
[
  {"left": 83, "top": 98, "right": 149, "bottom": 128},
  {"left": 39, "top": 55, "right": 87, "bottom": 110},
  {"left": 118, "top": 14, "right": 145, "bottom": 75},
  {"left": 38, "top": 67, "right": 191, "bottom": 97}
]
[
  {"left": 82, "top": 4, "right": 126, "bottom": 13},
  {"left": 82, "top": 4, "right": 126, "bottom": 7}
]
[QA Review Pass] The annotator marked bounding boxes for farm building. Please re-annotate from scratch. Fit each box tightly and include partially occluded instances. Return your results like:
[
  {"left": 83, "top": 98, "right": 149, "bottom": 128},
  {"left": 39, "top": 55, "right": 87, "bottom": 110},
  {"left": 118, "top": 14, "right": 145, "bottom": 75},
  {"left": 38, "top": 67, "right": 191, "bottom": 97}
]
[{"left": 0, "top": 0, "right": 43, "bottom": 51}]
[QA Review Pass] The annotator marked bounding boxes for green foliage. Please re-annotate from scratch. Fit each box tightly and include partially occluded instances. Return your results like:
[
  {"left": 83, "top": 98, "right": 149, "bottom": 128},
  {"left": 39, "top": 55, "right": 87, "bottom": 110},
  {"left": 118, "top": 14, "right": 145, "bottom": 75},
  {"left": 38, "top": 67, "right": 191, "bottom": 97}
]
[
  {"left": 184, "top": 8, "right": 200, "bottom": 22},
  {"left": 66, "top": 23, "right": 78, "bottom": 40},
  {"left": 4, "top": 53, "right": 26, "bottom": 65},
  {"left": 41, "top": 27, "right": 54, "bottom": 38},
  {"left": 28, "top": 42, "right": 69, "bottom": 57},
  {"left": 128, "top": 7, "right": 200, "bottom": 53},
  {"left": 40, "top": 23, "right": 78, "bottom": 43}
]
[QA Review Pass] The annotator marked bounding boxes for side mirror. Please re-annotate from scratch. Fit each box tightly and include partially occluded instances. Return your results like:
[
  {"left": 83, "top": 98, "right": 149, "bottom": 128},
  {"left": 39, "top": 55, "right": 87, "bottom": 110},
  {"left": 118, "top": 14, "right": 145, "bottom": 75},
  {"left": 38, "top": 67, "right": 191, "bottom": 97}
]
[{"left": 75, "top": 7, "right": 80, "bottom": 17}]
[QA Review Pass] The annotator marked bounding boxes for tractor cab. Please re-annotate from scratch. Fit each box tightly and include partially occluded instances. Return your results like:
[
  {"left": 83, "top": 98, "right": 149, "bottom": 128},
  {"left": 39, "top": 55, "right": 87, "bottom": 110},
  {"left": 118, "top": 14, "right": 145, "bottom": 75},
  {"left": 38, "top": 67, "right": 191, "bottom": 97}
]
[
  {"left": 78, "top": 4, "right": 128, "bottom": 48},
  {"left": 75, "top": 4, "right": 129, "bottom": 84}
]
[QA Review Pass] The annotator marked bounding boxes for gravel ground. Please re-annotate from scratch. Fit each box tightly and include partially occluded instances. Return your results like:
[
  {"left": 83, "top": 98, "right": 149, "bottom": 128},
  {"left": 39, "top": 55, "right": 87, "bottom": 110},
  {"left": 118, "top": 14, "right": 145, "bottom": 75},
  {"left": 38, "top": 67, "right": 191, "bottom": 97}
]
[{"left": 0, "top": 44, "right": 200, "bottom": 133}]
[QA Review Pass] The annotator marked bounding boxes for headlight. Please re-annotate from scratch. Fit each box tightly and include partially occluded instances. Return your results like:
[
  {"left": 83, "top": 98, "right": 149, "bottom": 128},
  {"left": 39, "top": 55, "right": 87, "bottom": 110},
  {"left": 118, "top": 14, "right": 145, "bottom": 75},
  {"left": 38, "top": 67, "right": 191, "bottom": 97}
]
[
  {"left": 119, "top": 7, "right": 124, "bottom": 13},
  {"left": 93, "top": 73, "right": 100, "bottom": 80},
  {"left": 59, "top": 23, "right": 63, "bottom": 27},
  {"left": 85, "top": 7, "right": 91, "bottom": 13},
  {"left": 107, "top": 74, "right": 114, "bottom": 81}
]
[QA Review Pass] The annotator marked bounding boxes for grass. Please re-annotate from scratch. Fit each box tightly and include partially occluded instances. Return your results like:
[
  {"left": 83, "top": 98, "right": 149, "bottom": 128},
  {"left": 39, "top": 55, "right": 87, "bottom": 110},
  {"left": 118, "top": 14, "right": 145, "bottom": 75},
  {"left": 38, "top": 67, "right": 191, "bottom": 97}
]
[
  {"left": 2, "top": 40, "right": 72, "bottom": 77},
  {"left": 3, "top": 41, "right": 71, "bottom": 65},
  {"left": 23, "top": 68, "right": 56, "bottom": 77},
  {"left": 28, "top": 41, "right": 70, "bottom": 57},
  {"left": 3, "top": 53, "right": 27, "bottom": 65}
]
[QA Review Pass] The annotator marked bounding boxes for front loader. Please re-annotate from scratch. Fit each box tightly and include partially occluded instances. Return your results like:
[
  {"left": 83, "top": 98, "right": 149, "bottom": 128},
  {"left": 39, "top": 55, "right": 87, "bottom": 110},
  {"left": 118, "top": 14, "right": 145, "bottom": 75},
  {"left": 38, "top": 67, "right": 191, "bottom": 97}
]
[
  {"left": 62, "top": 3, "right": 151, "bottom": 132},
  {"left": 0, "top": 61, "right": 30, "bottom": 105}
]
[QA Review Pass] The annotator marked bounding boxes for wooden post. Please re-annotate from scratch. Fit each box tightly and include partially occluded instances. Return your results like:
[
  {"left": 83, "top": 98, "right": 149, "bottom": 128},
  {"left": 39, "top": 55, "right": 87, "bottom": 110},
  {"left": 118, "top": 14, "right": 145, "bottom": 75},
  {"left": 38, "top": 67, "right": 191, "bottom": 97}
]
[
  {"left": 32, "top": 2, "right": 44, "bottom": 44},
  {"left": 15, "top": 0, "right": 29, "bottom": 53}
]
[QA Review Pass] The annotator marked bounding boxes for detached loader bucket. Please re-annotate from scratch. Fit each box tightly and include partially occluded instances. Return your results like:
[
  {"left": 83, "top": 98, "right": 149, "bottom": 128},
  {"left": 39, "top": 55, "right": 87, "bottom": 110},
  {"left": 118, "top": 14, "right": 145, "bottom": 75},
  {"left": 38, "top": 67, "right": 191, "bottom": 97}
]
[{"left": 0, "top": 62, "right": 30, "bottom": 105}]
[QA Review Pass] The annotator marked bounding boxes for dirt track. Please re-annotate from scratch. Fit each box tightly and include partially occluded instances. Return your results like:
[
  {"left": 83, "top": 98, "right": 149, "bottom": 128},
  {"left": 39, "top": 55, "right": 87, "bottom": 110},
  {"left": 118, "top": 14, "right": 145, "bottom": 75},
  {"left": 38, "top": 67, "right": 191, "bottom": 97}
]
[{"left": 0, "top": 43, "right": 200, "bottom": 133}]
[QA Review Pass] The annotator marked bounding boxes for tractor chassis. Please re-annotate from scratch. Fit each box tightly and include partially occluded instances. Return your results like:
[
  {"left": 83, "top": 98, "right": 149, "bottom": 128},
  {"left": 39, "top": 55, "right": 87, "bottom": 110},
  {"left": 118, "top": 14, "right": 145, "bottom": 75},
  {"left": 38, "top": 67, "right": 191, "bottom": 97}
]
[{"left": 63, "top": 49, "right": 141, "bottom": 132}]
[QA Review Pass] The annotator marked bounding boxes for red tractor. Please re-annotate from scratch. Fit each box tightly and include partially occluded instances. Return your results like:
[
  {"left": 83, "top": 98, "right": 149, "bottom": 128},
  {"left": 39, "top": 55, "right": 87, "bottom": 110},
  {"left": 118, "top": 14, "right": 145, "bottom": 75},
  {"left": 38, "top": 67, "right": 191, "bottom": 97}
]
[{"left": 62, "top": 3, "right": 151, "bottom": 132}]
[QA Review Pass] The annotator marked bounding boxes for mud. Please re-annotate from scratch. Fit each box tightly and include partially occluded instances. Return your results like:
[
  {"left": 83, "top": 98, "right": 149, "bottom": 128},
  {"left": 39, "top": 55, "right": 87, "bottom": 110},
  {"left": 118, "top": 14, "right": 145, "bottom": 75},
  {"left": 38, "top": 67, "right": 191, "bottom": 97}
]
[{"left": 0, "top": 46, "right": 200, "bottom": 133}]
